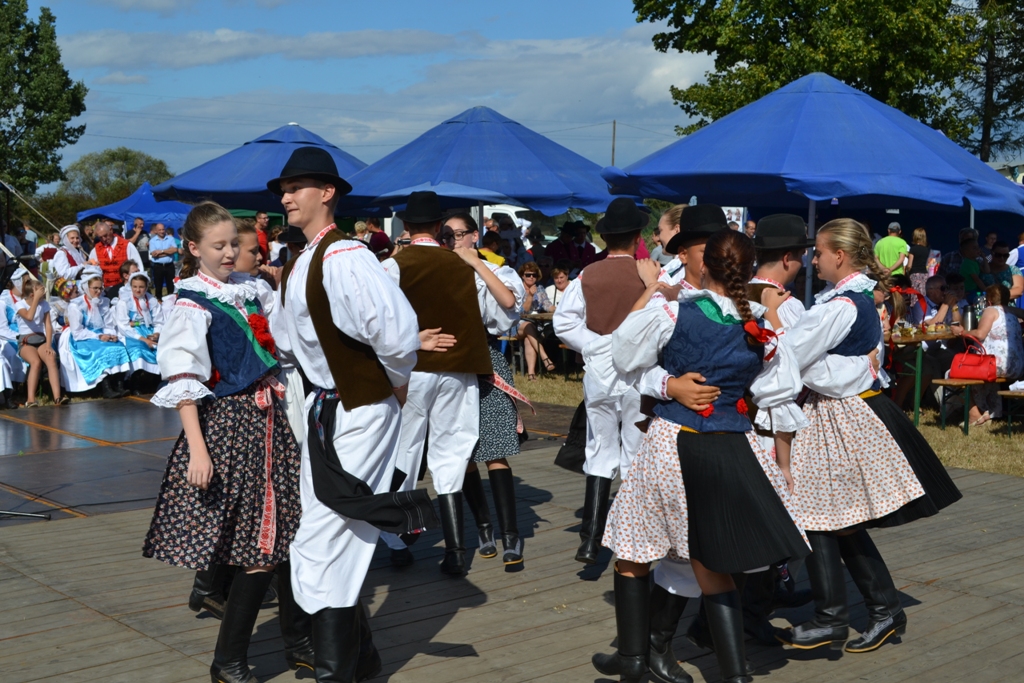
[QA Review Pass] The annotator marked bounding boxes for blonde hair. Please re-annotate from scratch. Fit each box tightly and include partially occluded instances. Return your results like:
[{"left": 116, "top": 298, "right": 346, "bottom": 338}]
[
  {"left": 354, "top": 221, "right": 368, "bottom": 235},
  {"left": 912, "top": 227, "right": 928, "bottom": 246},
  {"left": 818, "top": 218, "right": 892, "bottom": 291},
  {"left": 179, "top": 202, "right": 236, "bottom": 279},
  {"left": 662, "top": 204, "right": 685, "bottom": 229}
]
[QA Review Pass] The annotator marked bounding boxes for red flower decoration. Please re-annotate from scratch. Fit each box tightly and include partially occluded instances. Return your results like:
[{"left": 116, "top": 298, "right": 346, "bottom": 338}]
[
  {"left": 248, "top": 313, "right": 276, "bottom": 355},
  {"left": 207, "top": 368, "right": 221, "bottom": 389},
  {"left": 697, "top": 404, "right": 715, "bottom": 418},
  {"left": 736, "top": 398, "right": 749, "bottom": 416}
]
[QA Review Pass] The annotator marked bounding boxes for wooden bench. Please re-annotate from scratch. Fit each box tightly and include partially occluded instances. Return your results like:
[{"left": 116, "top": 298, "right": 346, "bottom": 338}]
[
  {"left": 997, "top": 390, "right": 1024, "bottom": 437},
  {"left": 934, "top": 378, "right": 1007, "bottom": 436}
]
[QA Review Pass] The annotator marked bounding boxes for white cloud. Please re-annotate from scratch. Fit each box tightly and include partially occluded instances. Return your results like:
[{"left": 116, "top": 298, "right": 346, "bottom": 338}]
[
  {"left": 93, "top": 71, "right": 149, "bottom": 85},
  {"left": 61, "top": 28, "right": 469, "bottom": 70}
]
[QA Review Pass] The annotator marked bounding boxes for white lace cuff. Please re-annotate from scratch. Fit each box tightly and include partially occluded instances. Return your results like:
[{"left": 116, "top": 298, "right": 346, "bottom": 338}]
[
  {"left": 754, "top": 402, "right": 810, "bottom": 434},
  {"left": 151, "top": 377, "right": 214, "bottom": 409}
]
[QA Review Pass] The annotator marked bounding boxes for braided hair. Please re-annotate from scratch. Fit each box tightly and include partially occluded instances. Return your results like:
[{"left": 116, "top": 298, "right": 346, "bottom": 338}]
[
  {"left": 702, "top": 229, "right": 757, "bottom": 326},
  {"left": 818, "top": 218, "right": 892, "bottom": 292}
]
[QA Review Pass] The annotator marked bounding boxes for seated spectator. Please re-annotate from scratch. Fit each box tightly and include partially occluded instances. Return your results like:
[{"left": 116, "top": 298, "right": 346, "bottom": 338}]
[
  {"left": 115, "top": 271, "right": 163, "bottom": 389},
  {"left": 14, "top": 277, "right": 62, "bottom": 406},
  {"left": 369, "top": 230, "right": 394, "bottom": 261},
  {"left": 954, "top": 283, "right": 1024, "bottom": 425},
  {"left": 893, "top": 275, "right": 963, "bottom": 408},
  {"left": 105, "top": 260, "right": 140, "bottom": 301},
  {"left": 545, "top": 267, "right": 571, "bottom": 308},
  {"left": 59, "top": 267, "right": 131, "bottom": 398},
  {"left": 353, "top": 221, "right": 368, "bottom": 243},
  {"left": 959, "top": 239, "right": 989, "bottom": 298},
  {"left": 985, "top": 241, "right": 1024, "bottom": 298},
  {"left": 516, "top": 261, "right": 555, "bottom": 380},
  {"left": 35, "top": 233, "right": 60, "bottom": 262},
  {"left": 0, "top": 267, "right": 31, "bottom": 406},
  {"left": 946, "top": 273, "right": 969, "bottom": 317},
  {"left": 479, "top": 231, "right": 507, "bottom": 266},
  {"left": 939, "top": 228, "right": 979, "bottom": 276}
]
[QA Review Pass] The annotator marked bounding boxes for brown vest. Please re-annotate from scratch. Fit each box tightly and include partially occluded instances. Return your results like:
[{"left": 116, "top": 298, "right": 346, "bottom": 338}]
[
  {"left": 392, "top": 245, "right": 493, "bottom": 375},
  {"left": 581, "top": 256, "right": 646, "bottom": 335},
  {"left": 281, "top": 231, "right": 394, "bottom": 411}
]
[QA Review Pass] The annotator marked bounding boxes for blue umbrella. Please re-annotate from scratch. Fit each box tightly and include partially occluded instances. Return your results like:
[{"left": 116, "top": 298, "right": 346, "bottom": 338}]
[
  {"left": 151, "top": 124, "right": 369, "bottom": 213},
  {"left": 78, "top": 182, "right": 192, "bottom": 229},
  {"left": 345, "top": 106, "right": 618, "bottom": 215},
  {"left": 603, "top": 73, "right": 1024, "bottom": 216}
]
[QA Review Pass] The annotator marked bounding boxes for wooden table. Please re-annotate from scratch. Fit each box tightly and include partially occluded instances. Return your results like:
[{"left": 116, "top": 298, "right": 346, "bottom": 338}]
[
  {"left": 886, "top": 329, "right": 958, "bottom": 426},
  {"left": 522, "top": 311, "right": 553, "bottom": 322}
]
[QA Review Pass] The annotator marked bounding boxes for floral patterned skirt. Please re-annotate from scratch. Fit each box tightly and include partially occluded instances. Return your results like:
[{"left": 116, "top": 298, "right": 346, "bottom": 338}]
[
  {"left": 603, "top": 417, "right": 808, "bottom": 574},
  {"left": 472, "top": 345, "right": 521, "bottom": 462},
  {"left": 789, "top": 392, "right": 926, "bottom": 532},
  {"left": 142, "top": 387, "right": 302, "bottom": 570}
]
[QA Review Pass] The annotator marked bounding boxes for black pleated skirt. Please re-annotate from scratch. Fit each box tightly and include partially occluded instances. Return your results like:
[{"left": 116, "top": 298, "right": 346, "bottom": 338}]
[
  {"left": 677, "top": 430, "right": 810, "bottom": 574},
  {"left": 856, "top": 393, "right": 963, "bottom": 529}
]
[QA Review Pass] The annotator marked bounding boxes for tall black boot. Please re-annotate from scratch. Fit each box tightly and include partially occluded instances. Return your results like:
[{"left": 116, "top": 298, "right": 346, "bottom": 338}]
[
  {"left": 275, "top": 562, "right": 314, "bottom": 673},
  {"left": 437, "top": 492, "right": 467, "bottom": 575},
  {"left": 838, "top": 530, "right": 907, "bottom": 653},
  {"left": 742, "top": 568, "right": 780, "bottom": 646},
  {"left": 354, "top": 601, "right": 382, "bottom": 681},
  {"left": 210, "top": 569, "right": 275, "bottom": 683},
  {"left": 648, "top": 584, "right": 693, "bottom": 683},
  {"left": 100, "top": 376, "right": 121, "bottom": 399},
  {"left": 685, "top": 576, "right": 756, "bottom": 676},
  {"left": 777, "top": 531, "right": 849, "bottom": 649},
  {"left": 312, "top": 606, "right": 360, "bottom": 683},
  {"left": 592, "top": 567, "right": 650, "bottom": 683},
  {"left": 704, "top": 590, "right": 752, "bottom": 683},
  {"left": 463, "top": 467, "right": 496, "bottom": 559},
  {"left": 112, "top": 372, "right": 129, "bottom": 398},
  {"left": 190, "top": 564, "right": 228, "bottom": 620},
  {"left": 488, "top": 467, "right": 523, "bottom": 566},
  {"left": 576, "top": 475, "right": 612, "bottom": 564}
]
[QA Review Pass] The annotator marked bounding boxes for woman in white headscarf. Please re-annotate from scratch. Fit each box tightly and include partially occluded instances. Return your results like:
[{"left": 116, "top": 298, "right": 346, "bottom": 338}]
[
  {"left": 58, "top": 266, "right": 131, "bottom": 397},
  {"left": 52, "top": 225, "right": 91, "bottom": 282}
]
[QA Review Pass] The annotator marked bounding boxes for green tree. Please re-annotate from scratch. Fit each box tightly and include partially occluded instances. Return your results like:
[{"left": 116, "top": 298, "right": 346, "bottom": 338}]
[
  {"left": 0, "top": 1, "right": 87, "bottom": 194},
  {"left": 634, "top": 0, "right": 978, "bottom": 141},
  {"left": 958, "top": 0, "right": 1024, "bottom": 161},
  {"left": 59, "top": 147, "right": 173, "bottom": 207}
]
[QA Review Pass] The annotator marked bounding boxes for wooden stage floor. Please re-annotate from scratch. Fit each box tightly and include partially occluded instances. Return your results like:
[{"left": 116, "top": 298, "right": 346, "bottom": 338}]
[{"left": 2, "top": 400, "right": 1023, "bottom": 682}]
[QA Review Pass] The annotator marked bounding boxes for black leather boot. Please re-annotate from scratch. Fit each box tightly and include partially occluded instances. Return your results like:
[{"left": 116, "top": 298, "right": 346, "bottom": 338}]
[
  {"left": 463, "top": 467, "right": 496, "bottom": 559},
  {"left": 355, "top": 601, "right": 382, "bottom": 681},
  {"left": 100, "top": 376, "right": 121, "bottom": 399},
  {"left": 311, "top": 606, "right": 360, "bottom": 683},
  {"left": 838, "top": 530, "right": 907, "bottom": 653},
  {"left": 777, "top": 531, "right": 849, "bottom": 650},
  {"left": 190, "top": 565, "right": 228, "bottom": 620},
  {"left": 576, "top": 475, "right": 611, "bottom": 564},
  {"left": 210, "top": 569, "right": 275, "bottom": 683},
  {"left": 704, "top": 590, "right": 752, "bottom": 683},
  {"left": 437, "top": 492, "right": 467, "bottom": 575},
  {"left": 112, "top": 372, "right": 129, "bottom": 398},
  {"left": 275, "top": 562, "right": 314, "bottom": 673},
  {"left": 648, "top": 584, "right": 693, "bottom": 683},
  {"left": 592, "top": 568, "right": 650, "bottom": 683},
  {"left": 686, "top": 577, "right": 756, "bottom": 676},
  {"left": 742, "top": 568, "right": 780, "bottom": 646},
  {"left": 489, "top": 468, "right": 523, "bottom": 566}
]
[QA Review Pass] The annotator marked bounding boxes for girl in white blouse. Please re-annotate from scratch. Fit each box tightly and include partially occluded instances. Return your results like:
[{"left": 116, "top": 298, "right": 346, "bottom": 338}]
[
  {"left": 59, "top": 267, "right": 132, "bottom": 397},
  {"left": 14, "top": 278, "right": 63, "bottom": 406}
]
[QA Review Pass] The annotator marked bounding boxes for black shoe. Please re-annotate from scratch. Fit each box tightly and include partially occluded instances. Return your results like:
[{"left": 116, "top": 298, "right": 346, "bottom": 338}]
[
  {"left": 189, "top": 565, "right": 228, "bottom": 620},
  {"left": 312, "top": 606, "right": 360, "bottom": 682},
  {"left": 838, "top": 530, "right": 906, "bottom": 653},
  {"left": 704, "top": 590, "right": 753, "bottom": 683},
  {"left": 437, "top": 492, "right": 467, "bottom": 576},
  {"left": 390, "top": 547, "right": 414, "bottom": 567},
  {"left": 112, "top": 373, "right": 130, "bottom": 398},
  {"left": 463, "top": 468, "right": 497, "bottom": 558},
  {"left": 777, "top": 531, "right": 849, "bottom": 650},
  {"left": 648, "top": 584, "right": 693, "bottom": 683},
  {"left": 276, "top": 562, "right": 314, "bottom": 673},
  {"left": 489, "top": 468, "right": 523, "bottom": 567},
  {"left": 100, "top": 376, "right": 122, "bottom": 400},
  {"left": 576, "top": 475, "right": 611, "bottom": 565},
  {"left": 210, "top": 569, "right": 275, "bottom": 683},
  {"left": 355, "top": 602, "right": 382, "bottom": 681},
  {"left": 591, "top": 568, "right": 650, "bottom": 683}
]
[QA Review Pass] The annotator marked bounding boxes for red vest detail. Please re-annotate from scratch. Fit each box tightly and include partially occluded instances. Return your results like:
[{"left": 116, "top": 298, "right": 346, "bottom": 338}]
[{"left": 96, "top": 238, "right": 129, "bottom": 288}]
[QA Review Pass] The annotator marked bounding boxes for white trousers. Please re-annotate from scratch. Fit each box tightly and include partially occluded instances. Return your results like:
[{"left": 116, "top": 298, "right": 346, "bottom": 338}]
[
  {"left": 582, "top": 374, "right": 644, "bottom": 481},
  {"left": 290, "top": 393, "right": 401, "bottom": 612},
  {"left": 381, "top": 371, "right": 479, "bottom": 551},
  {"left": 278, "top": 366, "right": 308, "bottom": 446}
]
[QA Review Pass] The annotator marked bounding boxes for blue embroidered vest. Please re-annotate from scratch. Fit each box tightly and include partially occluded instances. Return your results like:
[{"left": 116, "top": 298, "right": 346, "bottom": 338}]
[
  {"left": 825, "top": 289, "right": 881, "bottom": 391},
  {"left": 653, "top": 299, "right": 765, "bottom": 433},
  {"left": 177, "top": 289, "right": 278, "bottom": 397}
]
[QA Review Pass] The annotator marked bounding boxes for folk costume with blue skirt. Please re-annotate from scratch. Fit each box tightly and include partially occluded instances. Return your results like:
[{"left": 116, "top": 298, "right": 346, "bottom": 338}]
[
  {"left": 114, "top": 288, "right": 164, "bottom": 375},
  {"left": 143, "top": 272, "right": 302, "bottom": 570},
  {"left": 58, "top": 294, "right": 131, "bottom": 392}
]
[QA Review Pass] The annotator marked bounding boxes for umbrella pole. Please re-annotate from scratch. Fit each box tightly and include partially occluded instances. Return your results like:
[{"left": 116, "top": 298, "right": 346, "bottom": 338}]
[{"left": 805, "top": 199, "right": 816, "bottom": 308}]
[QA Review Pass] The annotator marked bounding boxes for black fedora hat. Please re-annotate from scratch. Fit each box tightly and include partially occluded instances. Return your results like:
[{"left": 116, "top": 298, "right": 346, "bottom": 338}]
[
  {"left": 395, "top": 191, "right": 443, "bottom": 223},
  {"left": 753, "top": 214, "right": 815, "bottom": 250},
  {"left": 560, "top": 220, "right": 585, "bottom": 234},
  {"left": 664, "top": 204, "right": 728, "bottom": 254},
  {"left": 595, "top": 197, "right": 648, "bottom": 235},
  {"left": 267, "top": 146, "right": 353, "bottom": 197}
]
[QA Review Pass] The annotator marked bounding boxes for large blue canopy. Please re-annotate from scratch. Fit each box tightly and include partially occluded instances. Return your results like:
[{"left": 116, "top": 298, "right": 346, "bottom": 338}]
[
  {"left": 345, "top": 106, "right": 618, "bottom": 215},
  {"left": 77, "top": 182, "right": 192, "bottom": 228},
  {"left": 603, "top": 73, "right": 1024, "bottom": 216},
  {"left": 152, "top": 124, "right": 368, "bottom": 213}
]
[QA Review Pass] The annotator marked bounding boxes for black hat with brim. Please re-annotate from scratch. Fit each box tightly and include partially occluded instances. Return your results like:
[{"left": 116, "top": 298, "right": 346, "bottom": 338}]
[
  {"left": 395, "top": 191, "right": 443, "bottom": 223},
  {"left": 277, "top": 225, "right": 308, "bottom": 244},
  {"left": 595, "top": 197, "right": 649, "bottom": 235},
  {"left": 664, "top": 204, "right": 728, "bottom": 254},
  {"left": 267, "top": 146, "right": 353, "bottom": 197},
  {"left": 753, "top": 213, "right": 815, "bottom": 250}
]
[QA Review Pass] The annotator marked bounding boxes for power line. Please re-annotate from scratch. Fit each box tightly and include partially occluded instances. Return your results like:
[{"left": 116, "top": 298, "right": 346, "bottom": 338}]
[
  {"left": 617, "top": 121, "right": 677, "bottom": 138},
  {"left": 82, "top": 132, "right": 403, "bottom": 148}
]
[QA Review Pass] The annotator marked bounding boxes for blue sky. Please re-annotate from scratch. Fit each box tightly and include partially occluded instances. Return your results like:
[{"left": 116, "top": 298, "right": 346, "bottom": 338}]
[{"left": 33, "top": 0, "right": 711, "bottom": 180}]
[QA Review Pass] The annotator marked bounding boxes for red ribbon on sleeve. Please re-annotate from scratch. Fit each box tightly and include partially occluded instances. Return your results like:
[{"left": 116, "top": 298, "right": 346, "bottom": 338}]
[{"left": 743, "top": 321, "right": 779, "bottom": 361}]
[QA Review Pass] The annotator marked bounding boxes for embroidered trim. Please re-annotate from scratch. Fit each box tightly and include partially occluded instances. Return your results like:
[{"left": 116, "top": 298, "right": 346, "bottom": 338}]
[
  {"left": 816, "top": 272, "right": 877, "bottom": 304},
  {"left": 752, "top": 276, "right": 785, "bottom": 290},
  {"left": 659, "top": 373, "right": 671, "bottom": 400},
  {"left": 410, "top": 237, "right": 439, "bottom": 246},
  {"left": 661, "top": 302, "right": 677, "bottom": 323},
  {"left": 322, "top": 244, "right": 366, "bottom": 261},
  {"left": 304, "top": 224, "right": 337, "bottom": 251},
  {"left": 174, "top": 299, "right": 208, "bottom": 311}
]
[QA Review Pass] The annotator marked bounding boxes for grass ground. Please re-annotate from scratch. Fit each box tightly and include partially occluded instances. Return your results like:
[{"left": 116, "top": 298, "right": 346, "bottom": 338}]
[{"left": 513, "top": 372, "right": 583, "bottom": 408}]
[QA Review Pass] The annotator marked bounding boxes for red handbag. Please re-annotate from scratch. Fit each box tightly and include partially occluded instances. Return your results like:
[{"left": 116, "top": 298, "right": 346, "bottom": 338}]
[{"left": 949, "top": 335, "right": 997, "bottom": 382}]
